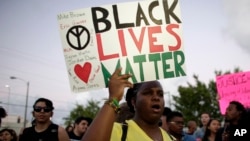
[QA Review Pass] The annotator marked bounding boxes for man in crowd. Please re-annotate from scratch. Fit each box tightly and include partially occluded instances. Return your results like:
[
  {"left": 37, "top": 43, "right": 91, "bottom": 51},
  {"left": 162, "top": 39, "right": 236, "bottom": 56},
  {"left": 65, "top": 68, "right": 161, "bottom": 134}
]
[
  {"left": 0, "top": 107, "right": 7, "bottom": 128},
  {"left": 19, "top": 97, "right": 69, "bottom": 141},
  {"left": 160, "top": 107, "right": 172, "bottom": 130},
  {"left": 186, "top": 120, "right": 197, "bottom": 135},
  {"left": 194, "top": 112, "right": 210, "bottom": 140},
  {"left": 166, "top": 111, "right": 196, "bottom": 141},
  {"left": 68, "top": 116, "right": 92, "bottom": 141},
  {"left": 215, "top": 101, "right": 250, "bottom": 141}
]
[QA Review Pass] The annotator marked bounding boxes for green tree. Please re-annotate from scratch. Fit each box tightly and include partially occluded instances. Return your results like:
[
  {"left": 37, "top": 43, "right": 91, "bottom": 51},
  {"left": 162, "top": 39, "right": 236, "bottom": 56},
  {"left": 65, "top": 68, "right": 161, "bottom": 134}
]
[
  {"left": 172, "top": 68, "right": 241, "bottom": 125},
  {"left": 63, "top": 99, "right": 100, "bottom": 126}
]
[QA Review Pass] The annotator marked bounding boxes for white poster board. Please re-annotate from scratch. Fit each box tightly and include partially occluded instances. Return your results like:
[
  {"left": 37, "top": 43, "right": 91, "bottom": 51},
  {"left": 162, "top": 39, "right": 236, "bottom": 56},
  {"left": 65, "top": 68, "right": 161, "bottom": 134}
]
[{"left": 58, "top": 0, "right": 186, "bottom": 93}]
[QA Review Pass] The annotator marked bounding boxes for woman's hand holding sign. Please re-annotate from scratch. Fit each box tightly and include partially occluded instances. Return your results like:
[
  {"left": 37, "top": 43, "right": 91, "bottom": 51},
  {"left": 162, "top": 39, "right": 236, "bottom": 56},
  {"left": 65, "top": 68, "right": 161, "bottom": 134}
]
[{"left": 108, "top": 68, "right": 133, "bottom": 101}]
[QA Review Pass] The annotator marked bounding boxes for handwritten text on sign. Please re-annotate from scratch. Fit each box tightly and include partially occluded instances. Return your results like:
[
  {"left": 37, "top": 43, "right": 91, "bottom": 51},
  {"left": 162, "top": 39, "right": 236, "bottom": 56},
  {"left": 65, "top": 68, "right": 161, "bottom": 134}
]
[
  {"left": 216, "top": 71, "right": 250, "bottom": 114},
  {"left": 58, "top": 0, "right": 186, "bottom": 93}
]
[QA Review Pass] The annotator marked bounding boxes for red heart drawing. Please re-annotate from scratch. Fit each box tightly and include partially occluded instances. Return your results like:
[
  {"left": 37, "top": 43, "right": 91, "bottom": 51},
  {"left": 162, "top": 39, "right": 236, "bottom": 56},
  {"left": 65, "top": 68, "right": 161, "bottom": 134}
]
[{"left": 74, "top": 62, "right": 92, "bottom": 83}]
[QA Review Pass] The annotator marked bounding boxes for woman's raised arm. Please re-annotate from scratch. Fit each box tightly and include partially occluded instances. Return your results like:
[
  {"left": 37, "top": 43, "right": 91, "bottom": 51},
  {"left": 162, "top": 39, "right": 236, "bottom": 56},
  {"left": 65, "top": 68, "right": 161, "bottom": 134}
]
[{"left": 81, "top": 68, "right": 132, "bottom": 141}]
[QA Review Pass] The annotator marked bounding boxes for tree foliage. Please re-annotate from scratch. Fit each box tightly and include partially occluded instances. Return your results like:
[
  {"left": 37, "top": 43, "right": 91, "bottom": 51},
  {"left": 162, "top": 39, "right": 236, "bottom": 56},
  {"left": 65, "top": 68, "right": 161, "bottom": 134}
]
[
  {"left": 63, "top": 99, "right": 100, "bottom": 126},
  {"left": 172, "top": 68, "right": 241, "bottom": 125}
]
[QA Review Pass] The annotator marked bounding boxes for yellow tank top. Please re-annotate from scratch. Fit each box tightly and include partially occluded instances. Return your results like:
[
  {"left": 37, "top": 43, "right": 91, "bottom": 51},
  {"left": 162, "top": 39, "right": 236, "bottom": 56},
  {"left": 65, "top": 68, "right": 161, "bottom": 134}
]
[{"left": 111, "top": 120, "right": 172, "bottom": 141}]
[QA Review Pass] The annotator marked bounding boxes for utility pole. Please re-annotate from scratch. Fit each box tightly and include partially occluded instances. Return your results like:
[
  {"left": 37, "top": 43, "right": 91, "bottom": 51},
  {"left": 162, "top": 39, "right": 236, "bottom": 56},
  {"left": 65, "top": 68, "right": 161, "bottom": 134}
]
[{"left": 10, "top": 76, "right": 30, "bottom": 128}]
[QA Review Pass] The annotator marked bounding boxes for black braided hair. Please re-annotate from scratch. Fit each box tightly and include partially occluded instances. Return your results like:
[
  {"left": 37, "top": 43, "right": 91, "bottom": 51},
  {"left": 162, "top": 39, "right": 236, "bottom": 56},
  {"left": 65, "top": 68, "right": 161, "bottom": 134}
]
[{"left": 125, "top": 82, "right": 143, "bottom": 113}]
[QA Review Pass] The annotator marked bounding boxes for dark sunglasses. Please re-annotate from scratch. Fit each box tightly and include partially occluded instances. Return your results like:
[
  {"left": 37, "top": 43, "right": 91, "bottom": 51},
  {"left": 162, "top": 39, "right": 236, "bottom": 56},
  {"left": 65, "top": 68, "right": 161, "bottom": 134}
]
[{"left": 34, "top": 107, "right": 52, "bottom": 112}]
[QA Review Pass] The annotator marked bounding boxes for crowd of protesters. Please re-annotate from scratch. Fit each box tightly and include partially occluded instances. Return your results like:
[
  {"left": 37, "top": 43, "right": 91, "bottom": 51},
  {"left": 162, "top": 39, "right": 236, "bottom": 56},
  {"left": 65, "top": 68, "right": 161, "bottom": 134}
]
[{"left": 0, "top": 68, "right": 250, "bottom": 141}]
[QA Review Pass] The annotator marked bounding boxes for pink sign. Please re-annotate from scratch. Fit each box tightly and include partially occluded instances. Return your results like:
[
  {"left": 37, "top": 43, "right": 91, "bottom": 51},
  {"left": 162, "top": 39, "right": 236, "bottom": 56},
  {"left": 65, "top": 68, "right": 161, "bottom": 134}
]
[{"left": 216, "top": 71, "right": 250, "bottom": 114}]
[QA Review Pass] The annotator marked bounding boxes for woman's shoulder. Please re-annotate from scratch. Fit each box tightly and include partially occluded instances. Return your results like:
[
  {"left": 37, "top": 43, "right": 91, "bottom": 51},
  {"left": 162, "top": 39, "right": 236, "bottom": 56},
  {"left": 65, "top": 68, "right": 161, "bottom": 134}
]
[{"left": 159, "top": 128, "right": 174, "bottom": 141}]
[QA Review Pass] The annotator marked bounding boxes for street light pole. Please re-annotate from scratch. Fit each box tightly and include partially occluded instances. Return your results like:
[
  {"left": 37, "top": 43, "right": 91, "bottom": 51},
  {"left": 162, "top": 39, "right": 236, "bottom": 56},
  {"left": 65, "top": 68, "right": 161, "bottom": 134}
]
[
  {"left": 10, "top": 76, "right": 30, "bottom": 128},
  {"left": 24, "top": 81, "right": 29, "bottom": 128},
  {"left": 164, "top": 91, "right": 172, "bottom": 109},
  {"left": 4, "top": 85, "right": 11, "bottom": 113}
]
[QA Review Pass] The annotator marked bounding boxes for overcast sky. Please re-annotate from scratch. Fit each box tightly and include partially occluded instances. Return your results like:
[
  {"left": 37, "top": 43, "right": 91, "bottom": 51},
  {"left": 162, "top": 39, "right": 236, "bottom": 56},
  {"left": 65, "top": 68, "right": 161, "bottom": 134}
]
[{"left": 0, "top": 0, "right": 249, "bottom": 125}]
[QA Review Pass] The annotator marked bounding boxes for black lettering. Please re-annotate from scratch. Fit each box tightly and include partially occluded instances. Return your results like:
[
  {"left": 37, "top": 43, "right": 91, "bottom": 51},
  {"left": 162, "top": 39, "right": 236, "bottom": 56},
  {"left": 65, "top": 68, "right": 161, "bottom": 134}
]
[
  {"left": 113, "top": 5, "right": 134, "bottom": 29},
  {"left": 91, "top": 7, "right": 111, "bottom": 33},
  {"left": 163, "top": 0, "right": 181, "bottom": 24},
  {"left": 136, "top": 4, "right": 150, "bottom": 26},
  {"left": 149, "top": 1, "right": 162, "bottom": 25}
]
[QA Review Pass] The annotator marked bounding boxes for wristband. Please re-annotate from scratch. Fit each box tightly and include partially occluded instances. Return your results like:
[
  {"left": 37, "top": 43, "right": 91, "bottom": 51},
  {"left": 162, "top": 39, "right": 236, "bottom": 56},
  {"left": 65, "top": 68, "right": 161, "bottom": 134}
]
[{"left": 104, "top": 98, "right": 121, "bottom": 114}]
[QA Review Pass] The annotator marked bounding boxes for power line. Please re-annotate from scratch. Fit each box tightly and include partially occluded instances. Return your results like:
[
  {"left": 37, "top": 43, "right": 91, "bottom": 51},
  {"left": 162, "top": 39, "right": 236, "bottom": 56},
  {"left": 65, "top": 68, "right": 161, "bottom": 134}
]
[
  {"left": 0, "top": 102, "right": 73, "bottom": 113},
  {"left": 0, "top": 46, "right": 64, "bottom": 70}
]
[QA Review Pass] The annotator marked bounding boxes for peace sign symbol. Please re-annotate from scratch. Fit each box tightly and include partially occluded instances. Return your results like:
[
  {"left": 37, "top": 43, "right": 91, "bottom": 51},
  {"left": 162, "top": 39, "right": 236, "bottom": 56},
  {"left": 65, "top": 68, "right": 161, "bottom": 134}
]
[{"left": 66, "top": 25, "right": 90, "bottom": 50}]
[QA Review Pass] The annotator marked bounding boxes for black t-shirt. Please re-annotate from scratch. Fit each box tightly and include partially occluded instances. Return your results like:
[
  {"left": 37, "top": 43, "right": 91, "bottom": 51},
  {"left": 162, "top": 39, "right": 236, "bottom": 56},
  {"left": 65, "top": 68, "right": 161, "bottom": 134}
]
[
  {"left": 67, "top": 131, "right": 83, "bottom": 141},
  {"left": 19, "top": 123, "right": 59, "bottom": 141}
]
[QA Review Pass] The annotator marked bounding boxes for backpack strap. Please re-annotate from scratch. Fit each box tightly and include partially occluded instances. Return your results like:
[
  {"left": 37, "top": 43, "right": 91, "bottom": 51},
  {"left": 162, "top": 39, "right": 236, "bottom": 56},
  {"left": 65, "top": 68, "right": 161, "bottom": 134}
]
[{"left": 121, "top": 121, "right": 128, "bottom": 141}]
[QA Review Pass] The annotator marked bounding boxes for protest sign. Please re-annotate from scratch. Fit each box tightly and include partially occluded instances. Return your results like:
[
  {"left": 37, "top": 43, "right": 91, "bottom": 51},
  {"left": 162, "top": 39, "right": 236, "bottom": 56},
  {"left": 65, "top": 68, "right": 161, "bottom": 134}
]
[
  {"left": 58, "top": 0, "right": 186, "bottom": 93},
  {"left": 216, "top": 71, "right": 250, "bottom": 114}
]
